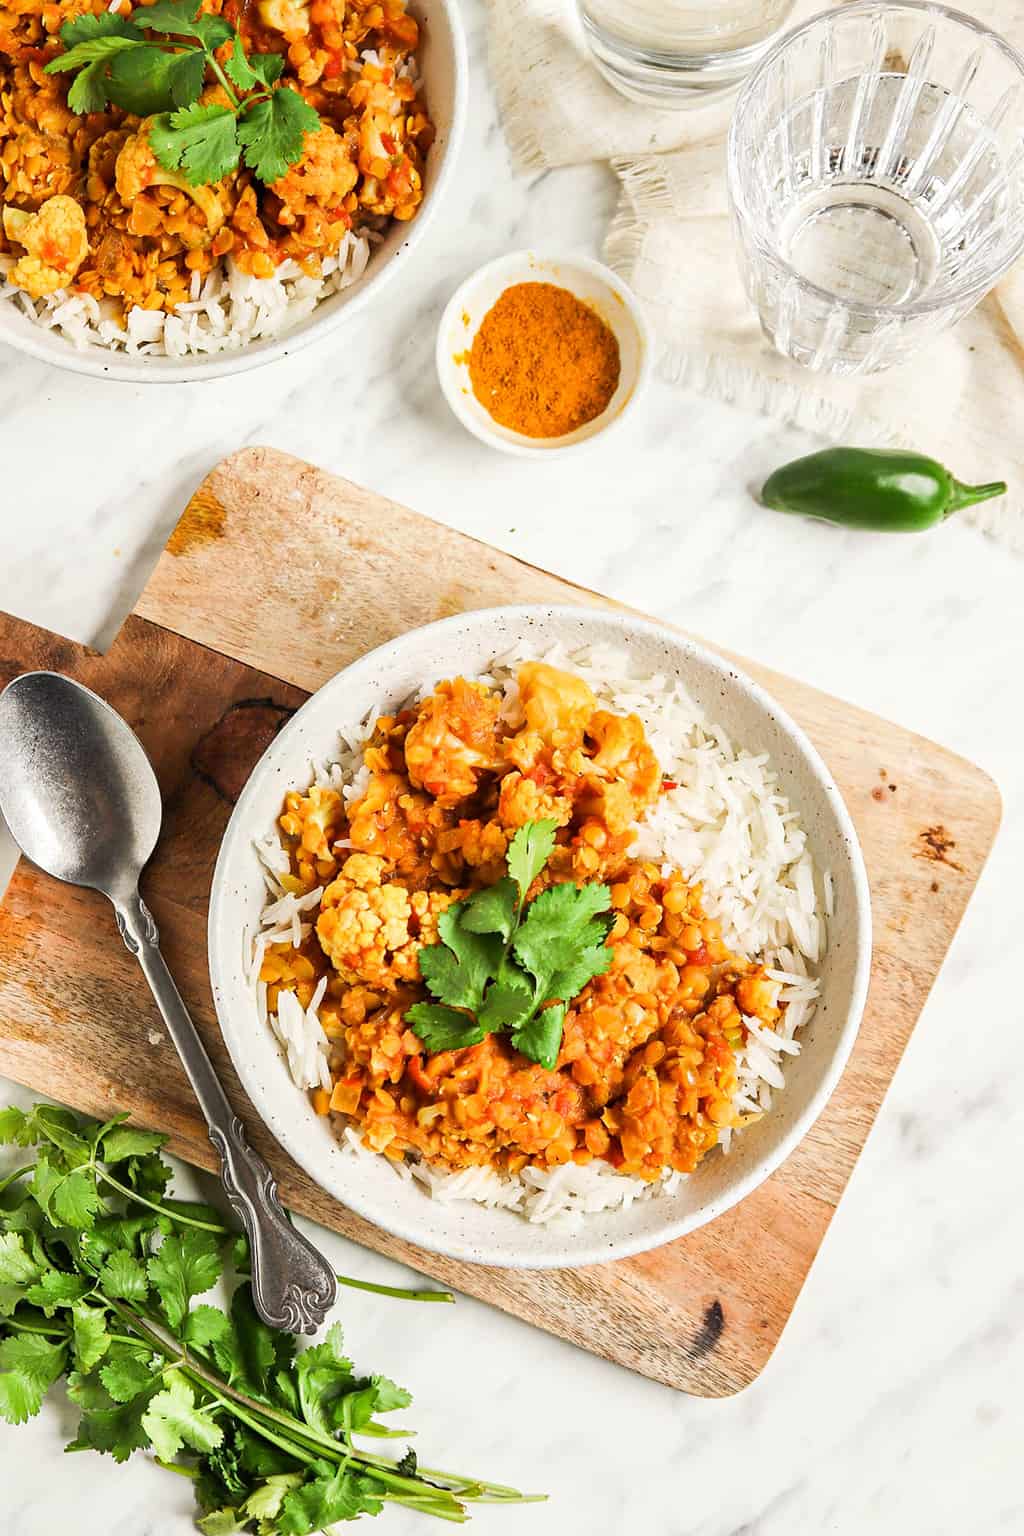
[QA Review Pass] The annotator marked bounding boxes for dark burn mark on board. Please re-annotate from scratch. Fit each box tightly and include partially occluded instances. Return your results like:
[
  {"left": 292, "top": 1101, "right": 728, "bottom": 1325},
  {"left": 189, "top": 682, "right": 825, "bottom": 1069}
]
[
  {"left": 871, "top": 787, "right": 885, "bottom": 802},
  {"left": 192, "top": 697, "right": 296, "bottom": 804},
  {"left": 690, "top": 1300, "right": 724, "bottom": 1357},
  {"left": 916, "top": 825, "right": 964, "bottom": 874}
]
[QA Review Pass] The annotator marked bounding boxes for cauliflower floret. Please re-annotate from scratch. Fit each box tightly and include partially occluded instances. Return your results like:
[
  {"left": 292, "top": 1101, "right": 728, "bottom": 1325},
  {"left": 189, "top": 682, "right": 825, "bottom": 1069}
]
[
  {"left": 279, "top": 785, "right": 343, "bottom": 862},
  {"left": 316, "top": 854, "right": 455, "bottom": 989},
  {"left": 269, "top": 122, "right": 357, "bottom": 228},
  {"left": 3, "top": 195, "right": 87, "bottom": 298},
  {"left": 115, "top": 124, "right": 225, "bottom": 246},
  {"left": 404, "top": 679, "right": 504, "bottom": 805},
  {"left": 578, "top": 710, "right": 660, "bottom": 826},
  {"left": 257, "top": 0, "right": 310, "bottom": 35}
]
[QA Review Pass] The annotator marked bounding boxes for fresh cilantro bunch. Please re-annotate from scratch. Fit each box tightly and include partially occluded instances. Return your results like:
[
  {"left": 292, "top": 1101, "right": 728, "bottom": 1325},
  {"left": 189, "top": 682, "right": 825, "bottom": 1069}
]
[
  {"left": 406, "top": 820, "right": 614, "bottom": 1070},
  {"left": 0, "top": 1103, "right": 540, "bottom": 1529},
  {"left": 44, "top": 1, "right": 320, "bottom": 187}
]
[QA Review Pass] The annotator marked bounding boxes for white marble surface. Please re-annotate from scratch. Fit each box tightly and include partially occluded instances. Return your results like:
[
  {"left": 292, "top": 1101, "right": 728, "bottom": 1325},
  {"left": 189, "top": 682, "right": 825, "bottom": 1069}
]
[{"left": 2, "top": 3, "right": 1023, "bottom": 1530}]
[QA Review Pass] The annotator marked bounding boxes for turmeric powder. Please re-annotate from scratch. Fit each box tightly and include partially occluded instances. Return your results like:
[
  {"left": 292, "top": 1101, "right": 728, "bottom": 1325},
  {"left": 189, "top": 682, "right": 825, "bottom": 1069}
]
[{"left": 467, "top": 281, "right": 621, "bottom": 439}]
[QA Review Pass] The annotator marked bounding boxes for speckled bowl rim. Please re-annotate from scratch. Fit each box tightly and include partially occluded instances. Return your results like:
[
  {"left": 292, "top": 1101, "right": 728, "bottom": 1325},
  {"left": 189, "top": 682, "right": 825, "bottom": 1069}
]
[{"left": 209, "top": 605, "right": 872, "bottom": 1270}]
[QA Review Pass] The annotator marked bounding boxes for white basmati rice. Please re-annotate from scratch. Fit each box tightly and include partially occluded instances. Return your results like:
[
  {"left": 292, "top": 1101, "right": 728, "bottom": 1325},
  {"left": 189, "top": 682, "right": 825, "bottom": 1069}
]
[
  {"left": 0, "top": 234, "right": 371, "bottom": 358},
  {"left": 253, "top": 642, "right": 825, "bottom": 1229}
]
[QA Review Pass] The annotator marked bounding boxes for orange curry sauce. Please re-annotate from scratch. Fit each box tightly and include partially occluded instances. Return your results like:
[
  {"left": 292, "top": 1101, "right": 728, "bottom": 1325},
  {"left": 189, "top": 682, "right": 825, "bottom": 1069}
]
[{"left": 261, "top": 663, "right": 784, "bottom": 1181}]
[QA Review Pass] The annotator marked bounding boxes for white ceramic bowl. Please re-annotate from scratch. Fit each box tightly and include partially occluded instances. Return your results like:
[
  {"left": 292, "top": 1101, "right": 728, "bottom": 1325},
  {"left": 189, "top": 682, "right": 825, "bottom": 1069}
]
[
  {"left": 0, "top": 0, "right": 467, "bottom": 383},
  {"left": 209, "top": 606, "right": 871, "bottom": 1270},
  {"left": 436, "top": 252, "right": 650, "bottom": 455}
]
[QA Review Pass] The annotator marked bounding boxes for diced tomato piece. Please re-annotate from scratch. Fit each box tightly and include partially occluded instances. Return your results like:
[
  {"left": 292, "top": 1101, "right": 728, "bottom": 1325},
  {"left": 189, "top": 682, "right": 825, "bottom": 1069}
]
[
  {"left": 407, "top": 1055, "right": 434, "bottom": 1094},
  {"left": 381, "top": 131, "right": 397, "bottom": 154},
  {"left": 323, "top": 52, "right": 343, "bottom": 79},
  {"left": 661, "top": 779, "right": 678, "bottom": 791},
  {"left": 687, "top": 943, "right": 709, "bottom": 965}
]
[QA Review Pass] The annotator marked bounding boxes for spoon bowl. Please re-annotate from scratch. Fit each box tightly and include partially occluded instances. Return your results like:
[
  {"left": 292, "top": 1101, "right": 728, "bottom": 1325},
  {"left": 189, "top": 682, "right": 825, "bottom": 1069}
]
[{"left": 0, "top": 672, "right": 161, "bottom": 896}]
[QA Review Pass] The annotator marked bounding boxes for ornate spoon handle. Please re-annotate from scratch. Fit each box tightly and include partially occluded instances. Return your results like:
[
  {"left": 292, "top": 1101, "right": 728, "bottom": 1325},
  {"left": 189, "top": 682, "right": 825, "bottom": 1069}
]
[{"left": 115, "top": 888, "right": 337, "bottom": 1333}]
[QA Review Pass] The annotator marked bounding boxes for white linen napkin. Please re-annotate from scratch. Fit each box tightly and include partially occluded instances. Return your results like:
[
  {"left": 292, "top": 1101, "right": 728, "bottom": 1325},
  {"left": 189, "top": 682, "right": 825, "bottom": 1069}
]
[{"left": 488, "top": 0, "right": 1024, "bottom": 548}]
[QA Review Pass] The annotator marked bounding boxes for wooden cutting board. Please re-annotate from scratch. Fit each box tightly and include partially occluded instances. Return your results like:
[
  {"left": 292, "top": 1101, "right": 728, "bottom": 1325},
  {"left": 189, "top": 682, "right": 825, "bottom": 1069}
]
[{"left": 0, "top": 447, "right": 1000, "bottom": 1398}]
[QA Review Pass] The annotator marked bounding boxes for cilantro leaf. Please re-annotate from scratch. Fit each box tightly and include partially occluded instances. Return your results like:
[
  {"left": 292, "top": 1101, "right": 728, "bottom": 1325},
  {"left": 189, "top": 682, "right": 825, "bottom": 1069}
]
[
  {"left": 134, "top": 0, "right": 232, "bottom": 49},
  {"left": 72, "top": 1301, "right": 111, "bottom": 1373},
  {"left": 511, "top": 1003, "right": 566, "bottom": 1071},
  {"left": 68, "top": 1380, "right": 160, "bottom": 1461},
  {"left": 0, "top": 1107, "right": 31, "bottom": 1145},
  {"left": 237, "top": 86, "right": 319, "bottom": 186},
  {"left": 197, "top": 1512, "right": 245, "bottom": 1536},
  {"left": 418, "top": 905, "right": 499, "bottom": 1011},
  {"left": 248, "top": 50, "right": 285, "bottom": 87},
  {"left": 0, "top": 1231, "right": 41, "bottom": 1286},
  {"left": 230, "top": 1283, "right": 294, "bottom": 1396},
  {"left": 459, "top": 877, "right": 517, "bottom": 941},
  {"left": 21, "top": 1105, "right": 91, "bottom": 1163},
  {"left": 53, "top": 1167, "right": 103, "bottom": 1229},
  {"left": 98, "top": 1250, "right": 149, "bottom": 1303},
  {"left": 278, "top": 1461, "right": 383, "bottom": 1534},
  {"left": 150, "top": 103, "right": 241, "bottom": 186},
  {"left": 506, "top": 819, "right": 559, "bottom": 906},
  {"left": 98, "top": 1125, "right": 168, "bottom": 1164},
  {"left": 367, "top": 1373, "right": 412, "bottom": 1413},
  {"left": 243, "top": 1473, "right": 303, "bottom": 1520},
  {"left": 294, "top": 1322, "right": 353, "bottom": 1437},
  {"left": 80, "top": 1214, "right": 156, "bottom": 1265},
  {"left": 105, "top": 43, "right": 206, "bottom": 114},
  {"left": 24, "top": 1269, "right": 91, "bottom": 1314},
  {"left": 44, "top": 32, "right": 144, "bottom": 73},
  {"left": 512, "top": 880, "right": 613, "bottom": 1004},
  {"left": 99, "top": 1345, "right": 158, "bottom": 1404},
  {"left": 0, "top": 1334, "right": 66, "bottom": 1424},
  {"left": 59, "top": 10, "right": 143, "bottom": 46},
  {"left": 477, "top": 974, "right": 533, "bottom": 1032},
  {"left": 67, "top": 59, "right": 112, "bottom": 114},
  {"left": 405, "top": 1004, "right": 484, "bottom": 1055},
  {"left": 184, "top": 1304, "right": 245, "bottom": 1384},
  {"left": 224, "top": 30, "right": 261, "bottom": 91},
  {"left": 142, "top": 1370, "right": 224, "bottom": 1461},
  {"left": 147, "top": 1229, "right": 223, "bottom": 1332}
]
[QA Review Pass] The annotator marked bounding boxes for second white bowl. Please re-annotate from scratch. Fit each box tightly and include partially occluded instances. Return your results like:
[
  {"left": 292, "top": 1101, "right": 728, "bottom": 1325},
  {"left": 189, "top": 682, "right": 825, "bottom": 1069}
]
[{"left": 436, "top": 251, "right": 650, "bottom": 455}]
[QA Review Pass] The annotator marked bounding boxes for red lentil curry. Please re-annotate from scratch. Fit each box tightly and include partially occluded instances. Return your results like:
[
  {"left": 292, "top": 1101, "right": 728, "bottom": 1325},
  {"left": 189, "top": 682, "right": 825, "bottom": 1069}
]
[{"left": 264, "top": 663, "right": 784, "bottom": 1182}]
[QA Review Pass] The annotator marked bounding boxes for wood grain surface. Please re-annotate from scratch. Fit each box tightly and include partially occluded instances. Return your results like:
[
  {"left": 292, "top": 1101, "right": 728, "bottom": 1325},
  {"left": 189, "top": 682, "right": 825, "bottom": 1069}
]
[{"left": 0, "top": 447, "right": 1001, "bottom": 1397}]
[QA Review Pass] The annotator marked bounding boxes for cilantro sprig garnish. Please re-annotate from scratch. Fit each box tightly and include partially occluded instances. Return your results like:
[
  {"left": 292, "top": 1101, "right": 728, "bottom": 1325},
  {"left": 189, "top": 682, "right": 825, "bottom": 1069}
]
[
  {"left": 0, "top": 1103, "right": 543, "bottom": 1526},
  {"left": 406, "top": 820, "right": 615, "bottom": 1070},
  {"left": 44, "top": 1, "right": 319, "bottom": 187}
]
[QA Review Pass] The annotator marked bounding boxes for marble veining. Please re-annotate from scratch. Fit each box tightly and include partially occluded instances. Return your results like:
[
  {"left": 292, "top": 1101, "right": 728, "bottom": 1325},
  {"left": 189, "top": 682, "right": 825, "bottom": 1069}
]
[{"left": 0, "top": 1, "right": 1022, "bottom": 1529}]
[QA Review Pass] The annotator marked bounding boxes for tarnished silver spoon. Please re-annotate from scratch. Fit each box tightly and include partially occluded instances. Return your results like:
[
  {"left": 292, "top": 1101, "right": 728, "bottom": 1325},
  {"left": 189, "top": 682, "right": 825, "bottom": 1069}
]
[{"left": 0, "top": 670, "right": 336, "bottom": 1334}]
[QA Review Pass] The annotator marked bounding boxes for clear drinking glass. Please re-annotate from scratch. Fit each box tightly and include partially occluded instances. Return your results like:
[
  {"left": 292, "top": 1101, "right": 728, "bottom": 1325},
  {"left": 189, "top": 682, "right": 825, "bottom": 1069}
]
[
  {"left": 577, "top": 0, "right": 797, "bottom": 107},
  {"left": 727, "top": 2, "right": 1024, "bottom": 374}
]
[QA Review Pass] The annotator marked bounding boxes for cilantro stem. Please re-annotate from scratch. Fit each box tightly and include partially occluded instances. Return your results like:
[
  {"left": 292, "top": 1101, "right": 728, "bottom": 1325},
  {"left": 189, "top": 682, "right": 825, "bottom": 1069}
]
[
  {"left": 335, "top": 1275, "right": 455, "bottom": 1304},
  {"left": 3, "top": 1318, "right": 67, "bottom": 1339},
  {"left": 205, "top": 49, "right": 241, "bottom": 111},
  {"left": 94, "top": 1167, "right": 228, "bottom": 1233},
  {"left": 0, "top": 1163, "right": 33, "bottom": 1196},
  {"left": 155, "top": 1458, "right": 199, "bottom": 1479},
  {"left": 235, "top": 1269, "right": 453, "bottom": 1305}
]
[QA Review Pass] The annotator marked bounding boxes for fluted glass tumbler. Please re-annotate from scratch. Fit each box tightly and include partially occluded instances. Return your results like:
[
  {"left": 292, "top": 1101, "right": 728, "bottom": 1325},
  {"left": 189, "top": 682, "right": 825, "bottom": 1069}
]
[{"left": 727, "top": 2, "right": 1024, "bottom": 374}]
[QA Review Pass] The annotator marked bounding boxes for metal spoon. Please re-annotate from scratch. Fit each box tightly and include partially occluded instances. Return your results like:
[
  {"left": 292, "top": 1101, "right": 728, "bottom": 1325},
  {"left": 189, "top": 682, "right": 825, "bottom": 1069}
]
[{"left": 0, "top": 670, "right": 337, "bottom": 1334}]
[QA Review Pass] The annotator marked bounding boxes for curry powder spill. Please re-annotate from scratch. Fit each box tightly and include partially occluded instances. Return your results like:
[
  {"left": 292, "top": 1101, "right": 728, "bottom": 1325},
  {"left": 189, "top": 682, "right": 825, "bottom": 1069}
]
[{"left": 467, "top": 281, "right": 620, "bottom": 438}]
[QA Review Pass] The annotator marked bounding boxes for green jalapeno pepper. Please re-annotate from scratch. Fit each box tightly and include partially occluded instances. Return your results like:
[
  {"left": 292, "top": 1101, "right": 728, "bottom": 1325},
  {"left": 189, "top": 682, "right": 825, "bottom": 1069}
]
[{"left": 760, "top": 447, "right": 1007, "bottom": 532}]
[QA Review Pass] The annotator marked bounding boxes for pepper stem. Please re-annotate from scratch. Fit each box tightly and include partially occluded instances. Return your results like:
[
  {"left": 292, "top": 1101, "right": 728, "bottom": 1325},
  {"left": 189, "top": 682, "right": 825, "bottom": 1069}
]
[{"left": 947, "top": 479, "right": 1008, "bottom": 515}]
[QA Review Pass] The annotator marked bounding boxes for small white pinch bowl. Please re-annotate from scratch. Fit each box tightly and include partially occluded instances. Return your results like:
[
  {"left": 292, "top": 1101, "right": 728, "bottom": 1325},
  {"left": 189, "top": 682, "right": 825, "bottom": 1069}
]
[
  {"left": 435, "top": 251, "right": 651, "bottom": 455},
  {"left": 209, "top": 606, "right": 871, "bottom": 1270}
]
